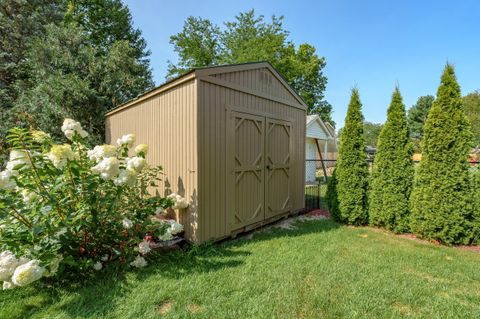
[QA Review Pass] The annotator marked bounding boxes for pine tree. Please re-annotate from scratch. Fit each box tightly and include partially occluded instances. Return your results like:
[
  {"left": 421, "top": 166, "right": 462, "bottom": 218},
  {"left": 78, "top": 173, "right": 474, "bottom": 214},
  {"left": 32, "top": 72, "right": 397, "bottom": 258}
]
[
  {"left": 335, "top": 89, "right": 369, "bottom": 224},
  {"left": 472, "top": 168, "right": 480, "bottom": 244},
  {"left": 410, "top": 64, "right": 475, "bottom": 244},
  {"left": 369, "top": 88, "right": 414, "bottom": 232}
]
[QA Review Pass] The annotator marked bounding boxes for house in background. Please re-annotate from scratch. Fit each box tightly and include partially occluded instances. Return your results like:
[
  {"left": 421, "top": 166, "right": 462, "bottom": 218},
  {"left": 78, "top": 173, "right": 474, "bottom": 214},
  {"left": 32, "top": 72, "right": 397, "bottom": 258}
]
[{"left": 305, "top": 115, "right": 337, "bottom": 184}]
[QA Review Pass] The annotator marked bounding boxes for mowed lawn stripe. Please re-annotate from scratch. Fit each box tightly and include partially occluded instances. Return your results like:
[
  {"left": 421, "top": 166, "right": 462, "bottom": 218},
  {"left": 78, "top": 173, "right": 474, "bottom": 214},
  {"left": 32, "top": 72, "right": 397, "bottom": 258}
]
[{"left": 1, "top": 219, "right": 479, "bottom": 319}]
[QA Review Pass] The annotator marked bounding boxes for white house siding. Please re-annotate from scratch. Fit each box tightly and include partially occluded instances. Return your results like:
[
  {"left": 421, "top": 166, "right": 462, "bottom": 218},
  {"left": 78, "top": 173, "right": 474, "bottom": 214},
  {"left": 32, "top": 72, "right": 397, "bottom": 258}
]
[
  {"left": 306, "top": 121, "right": 329, "bottom": 140},
  {"left": 305, "top": 137, "right": 317, "bottom": 183}
]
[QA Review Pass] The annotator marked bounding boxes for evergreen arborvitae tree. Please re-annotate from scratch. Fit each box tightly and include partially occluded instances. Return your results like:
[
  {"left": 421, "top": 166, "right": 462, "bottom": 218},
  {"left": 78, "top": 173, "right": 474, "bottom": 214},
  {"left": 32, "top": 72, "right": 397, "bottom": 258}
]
[
  {"left": 410, "top": 64, "right": 475, "bottom": 244},
  {"left": 369, "top": 88, "right": 414, "bottom": 232},
  {"left": 472, "top": 168, "right": 480, "bottom": 244},
  {"left": 326, "top": 168, "right": 339, "bottom": 220},
  {"left": 335, "top": 89, "right": 369, "bottom": 224}
]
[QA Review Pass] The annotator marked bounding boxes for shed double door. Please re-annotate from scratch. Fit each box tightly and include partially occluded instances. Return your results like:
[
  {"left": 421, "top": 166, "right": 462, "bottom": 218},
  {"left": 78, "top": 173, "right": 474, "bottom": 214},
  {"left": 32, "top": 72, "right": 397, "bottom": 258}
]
[{"left": 228, "top": 111, "right": 292, "bottom": 231}]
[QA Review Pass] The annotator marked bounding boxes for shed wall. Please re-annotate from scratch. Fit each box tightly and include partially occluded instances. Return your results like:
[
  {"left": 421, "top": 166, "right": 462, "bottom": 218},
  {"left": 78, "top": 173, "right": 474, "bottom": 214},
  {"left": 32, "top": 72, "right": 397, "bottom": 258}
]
[
  {"left": 105, "top": 80, "right": 199, "bottom": 242},
  {"left": 197, "top": 73, "right": 306, "bottom": 243}
]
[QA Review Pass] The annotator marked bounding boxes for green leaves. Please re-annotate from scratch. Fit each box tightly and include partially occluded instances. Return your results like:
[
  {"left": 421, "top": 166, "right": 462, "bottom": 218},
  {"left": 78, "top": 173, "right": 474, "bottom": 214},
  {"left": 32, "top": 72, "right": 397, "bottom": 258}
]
[
  {"left": 463, "top": 91, "right": 480, "bottom": 147},
  {"left": 168, "top": 10, "right": 332, "bottom": 123},
  {"left": 1, "top": 0, "right": 153, "bottom": 160},
  {"left": 0, "top": 125, "right": 175, "bottom": 282}
]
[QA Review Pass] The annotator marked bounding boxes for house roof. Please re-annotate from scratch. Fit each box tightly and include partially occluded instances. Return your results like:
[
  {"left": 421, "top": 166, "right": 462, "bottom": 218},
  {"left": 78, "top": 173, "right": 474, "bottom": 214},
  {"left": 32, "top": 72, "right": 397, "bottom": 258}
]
[
  {"left": 306, "top": 114, "right": 335, "bottom": 140},
  {"left": 106, "top": 61, "right": 308, "bottom": 116}
]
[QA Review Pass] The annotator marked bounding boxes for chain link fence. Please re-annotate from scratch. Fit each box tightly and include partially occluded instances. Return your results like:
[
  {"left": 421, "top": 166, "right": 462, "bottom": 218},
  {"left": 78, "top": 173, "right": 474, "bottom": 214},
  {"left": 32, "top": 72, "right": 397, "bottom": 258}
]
[{"left": 304, "top": 158, "right": 480, "bottom": 210}]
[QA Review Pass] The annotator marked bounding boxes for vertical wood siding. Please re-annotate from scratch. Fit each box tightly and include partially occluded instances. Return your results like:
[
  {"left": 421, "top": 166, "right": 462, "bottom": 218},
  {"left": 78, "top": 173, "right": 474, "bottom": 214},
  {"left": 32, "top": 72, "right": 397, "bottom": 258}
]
[
  {"left": 106, "top": 65, "right": 306, "bottom": 244},
  {"left": 105, "top": 80, "right": 199, "bottom": 242},
  {"left": 212, "top": 68, "right": 299, "bottom": 104},
  {"left": 197, "top": 69, "right": 306, "bottom": 243}
]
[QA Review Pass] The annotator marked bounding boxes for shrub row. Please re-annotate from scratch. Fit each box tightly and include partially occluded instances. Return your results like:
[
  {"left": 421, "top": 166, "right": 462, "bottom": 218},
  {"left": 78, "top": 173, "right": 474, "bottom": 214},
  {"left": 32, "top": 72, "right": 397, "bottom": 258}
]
[{"left": 328, "top": 65, "right": 480, "bottom": 245}]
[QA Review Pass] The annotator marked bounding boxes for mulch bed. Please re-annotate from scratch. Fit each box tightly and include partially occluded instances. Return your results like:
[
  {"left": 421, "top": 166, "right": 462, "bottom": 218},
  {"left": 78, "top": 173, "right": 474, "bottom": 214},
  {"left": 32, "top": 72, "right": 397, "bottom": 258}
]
[
  {"left": 304, "top": 208, "right": 331, "bottom": 218},
  {"left": 304, "top": 209, "right": 479, "bottom": 253}
]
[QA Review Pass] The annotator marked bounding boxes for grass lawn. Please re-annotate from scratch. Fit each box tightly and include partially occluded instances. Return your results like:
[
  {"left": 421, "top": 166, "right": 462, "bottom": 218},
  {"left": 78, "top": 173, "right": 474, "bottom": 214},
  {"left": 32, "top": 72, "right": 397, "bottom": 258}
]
[{"left": 1, "top": 218, "right": 479, "bottom": 319}]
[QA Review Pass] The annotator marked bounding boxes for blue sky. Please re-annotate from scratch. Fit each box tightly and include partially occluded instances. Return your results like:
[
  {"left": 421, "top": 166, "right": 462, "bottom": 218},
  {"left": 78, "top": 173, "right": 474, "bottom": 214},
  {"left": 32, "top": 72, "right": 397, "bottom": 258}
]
[{"left": 124, "top": 0, "right": 480, "bottom": 128}]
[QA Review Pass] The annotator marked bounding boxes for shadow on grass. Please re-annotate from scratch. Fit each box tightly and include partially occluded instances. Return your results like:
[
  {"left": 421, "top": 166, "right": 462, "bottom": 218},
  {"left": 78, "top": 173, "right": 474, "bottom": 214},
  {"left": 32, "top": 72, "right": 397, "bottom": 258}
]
[{"left": 1, "top": 218, "right": 339, "bottom": 319}]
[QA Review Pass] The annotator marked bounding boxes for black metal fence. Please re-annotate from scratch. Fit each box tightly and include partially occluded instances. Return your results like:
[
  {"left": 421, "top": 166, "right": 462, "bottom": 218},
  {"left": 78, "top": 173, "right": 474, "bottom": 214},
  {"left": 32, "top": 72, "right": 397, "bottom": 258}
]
[{"left": 304, "top": 158, "right": 480, "bottom": 210}]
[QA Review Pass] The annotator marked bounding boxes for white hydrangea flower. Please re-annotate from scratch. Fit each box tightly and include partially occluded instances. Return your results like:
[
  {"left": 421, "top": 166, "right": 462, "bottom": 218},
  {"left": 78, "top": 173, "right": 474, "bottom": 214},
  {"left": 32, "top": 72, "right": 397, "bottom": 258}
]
[
  {"left": 11, "top": 259, "right": 45, "bottom": 286},
  {"left": 116, "top": 134, "right": 136, "bottom": 147},
  {"left": 0, "top": 251, "right": 19, "bottom": 281},
  {"left": 167, "top": 193, "right": 190, "bottom": 209},
  {"left": 168, "top": 220, "right": 184, "bottom": 235},
  {"left": 137, "top": 240, "right": 151, "bottom": 254},
  {"left": 158, "top": 230, "right": 173, "bottom": 242},
  {"left": 101, "top": 255, "right": 109, "bottom": 262},
  {"left": 91, "top": 157, "right": 120, "bottom": 180},
  {"left": 122, "top": 218, "right": 133, "bottom": 229},
  {"left": 0, "top": 170, "right": 16, "bottom": 190},
  {"left": 126, "top": 156, "right": 146, "bottom": 172},
  {"left": 47, "top": 144, "right": 76, "bottom": 169},
  {"left": 93, "top": 262, "right": 103, "bottom": 271},
  {"left": 61, "top": 118, "right": 88, "bottom": 140},
  {"left": 20, "top": 189, "right": 38, "bottom": 204},
  {"left": 134, "top": 144, "right": 148, "bottom": 155},
  {"left": 130, "top": 255, "right": 147, "bottom": 268},
  {"left": 113, "top": 168, "right": 137, "bottom": 187},
  {"left": 87, "top": 145, "right": 117, "bottom": 162},
  {"left": 6, "top": 150, "right": 31, "bottom": 171},
  {"left": 2, "top": 281, "right": 14, "bottom": 290},
  {"left": 31, "top": 130, "right": 50, "bottom": 143}
]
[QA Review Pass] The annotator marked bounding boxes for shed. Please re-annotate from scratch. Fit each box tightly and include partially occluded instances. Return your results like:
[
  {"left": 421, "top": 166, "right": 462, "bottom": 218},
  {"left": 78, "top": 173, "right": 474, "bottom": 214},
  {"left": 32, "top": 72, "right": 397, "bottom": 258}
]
[
  {"left": 305, "top": 115, "right": 337, "bottom": 183},
  {"left": 105, "top": 62, "right": 307, "bottom": 244}
]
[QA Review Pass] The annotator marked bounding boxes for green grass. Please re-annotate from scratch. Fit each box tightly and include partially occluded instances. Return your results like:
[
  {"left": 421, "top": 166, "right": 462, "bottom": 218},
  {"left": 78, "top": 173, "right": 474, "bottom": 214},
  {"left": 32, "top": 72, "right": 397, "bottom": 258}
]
[{"left": 1, "top": 219, "right": 480, "bottom": 319}]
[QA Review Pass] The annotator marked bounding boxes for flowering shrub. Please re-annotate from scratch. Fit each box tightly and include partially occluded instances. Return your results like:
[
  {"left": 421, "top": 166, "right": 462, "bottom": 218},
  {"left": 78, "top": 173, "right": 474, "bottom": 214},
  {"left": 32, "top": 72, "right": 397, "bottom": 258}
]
[{"left": 0, "top": 119, "right": 188, "bottom": 289}]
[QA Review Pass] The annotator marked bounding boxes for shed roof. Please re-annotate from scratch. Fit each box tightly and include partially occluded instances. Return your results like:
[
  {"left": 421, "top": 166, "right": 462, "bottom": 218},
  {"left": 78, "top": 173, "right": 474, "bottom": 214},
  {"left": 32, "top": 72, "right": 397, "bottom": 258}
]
[{"left": 106, "top": 61, "right": 308, "bottom": 116}]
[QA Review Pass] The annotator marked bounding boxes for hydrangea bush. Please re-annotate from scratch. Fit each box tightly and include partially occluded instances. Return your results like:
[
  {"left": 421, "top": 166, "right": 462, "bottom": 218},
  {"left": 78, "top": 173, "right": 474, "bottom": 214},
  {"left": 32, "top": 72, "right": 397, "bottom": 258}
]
[{"left": 0, "top": 119, "right": 187, "bottom": 290}]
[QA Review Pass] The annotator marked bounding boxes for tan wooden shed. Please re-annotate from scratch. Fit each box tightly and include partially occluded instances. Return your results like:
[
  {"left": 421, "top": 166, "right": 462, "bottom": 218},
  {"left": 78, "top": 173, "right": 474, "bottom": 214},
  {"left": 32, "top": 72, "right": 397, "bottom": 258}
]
[{"left": 105, "top": 62, "right": 306, "bottom": 244}]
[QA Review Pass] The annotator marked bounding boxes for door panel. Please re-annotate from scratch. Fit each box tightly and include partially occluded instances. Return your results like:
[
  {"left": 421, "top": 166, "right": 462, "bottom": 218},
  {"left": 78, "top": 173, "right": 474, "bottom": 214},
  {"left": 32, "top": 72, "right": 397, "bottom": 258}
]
[
  {"left": 227, "top": 112, "right": 265, "bottom": 231},
  {"left": 265, "top": 119, "right": 292, "bottom": 218}
]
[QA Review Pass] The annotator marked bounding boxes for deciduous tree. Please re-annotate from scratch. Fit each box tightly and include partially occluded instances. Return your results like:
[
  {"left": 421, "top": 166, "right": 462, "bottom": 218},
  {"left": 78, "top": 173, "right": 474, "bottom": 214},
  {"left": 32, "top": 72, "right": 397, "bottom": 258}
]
[
  {"left": 168, "top": 10, "right": 332, "bottom": 123},
  {"left": 407, "top": 95, "right": 434, "bottom": 150},
  {"left": 463, "top": 91, "right": 480, "bottom": 147}
]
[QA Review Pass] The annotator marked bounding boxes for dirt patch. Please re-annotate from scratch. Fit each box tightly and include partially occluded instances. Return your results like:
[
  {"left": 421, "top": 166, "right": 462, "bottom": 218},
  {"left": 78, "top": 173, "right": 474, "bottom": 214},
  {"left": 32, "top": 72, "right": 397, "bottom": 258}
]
[
  {"left": 459, "top": 245, "right": 480, "bottom": 253},
  {"left": 392, "top": 302, "right": 414, "bottom": 315},
  {"left": 361, "top": 226, "right": 480, "bottom": 253},
  {"left": 305, "top": 209, "right": 331, "bottom": 218},
  {"left": 157, "top": 300, "right": 173, "bottom": 315},
  {"left": 187, "top": 303, "right": 203, "bottom": 314}
]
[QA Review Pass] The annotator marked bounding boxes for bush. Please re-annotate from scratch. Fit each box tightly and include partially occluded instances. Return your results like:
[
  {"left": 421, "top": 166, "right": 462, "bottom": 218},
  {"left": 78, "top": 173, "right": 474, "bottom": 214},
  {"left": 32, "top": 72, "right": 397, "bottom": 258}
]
[
  {"left": 0, "top": 119, "right": 187, "bottom": 290},
  {"left": 410, "top": 65, "right": 475, "bottom": 244},
  {"left": 369, "top": 88, "right": 414, "bottom": 232},
  {"left": 335, "top": 89, "right": 369, "bottom": 224},
  {"left": 472, "top": 167, "right": 480, "bottom": 244},
  {"left": 326, "top": 169, "right": 339, "bottom": 220}
]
